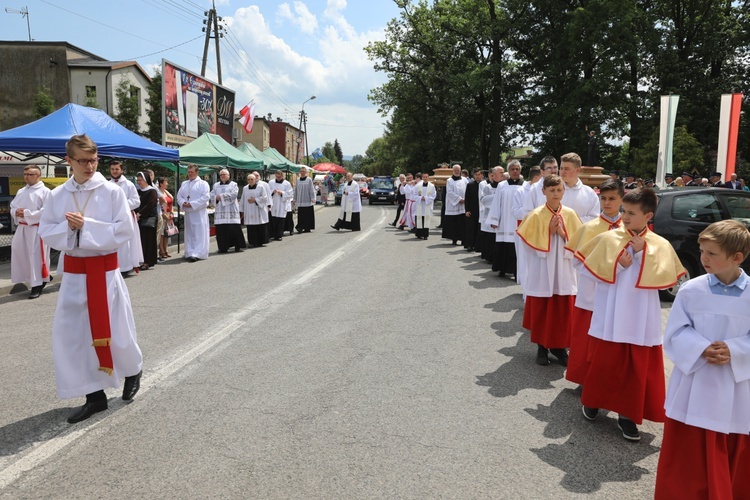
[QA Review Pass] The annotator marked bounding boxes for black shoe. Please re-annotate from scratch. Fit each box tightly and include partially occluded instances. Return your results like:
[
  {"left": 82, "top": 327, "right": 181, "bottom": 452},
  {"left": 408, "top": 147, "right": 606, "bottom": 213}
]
[
  {"left": 186, "top": 257, "right": 197, "bottom": 263},
  {"left": 330, "top": 225, "right": 339, "bottom": 231},
  {"left": 274, "top": 237, "right": 283, "bottom": 241},
  {"left": 550, "top": 348, "right": 569, "bottom": 367},
  {"left": 582, "top": 406, "right": 599, "bottom": 421},
  {"left": 436, "top": 225, "right": 443, "bottom": 229},
  {"left": 217, "top": 250, "right": 229, "bottom": 254},
  {"left": 235, "top": 248, "right": 244, "bottom": 253},
  {"left": 498, "top": 272, "right": 506, "bottom": 278},
  {"left": 617, "top": 417, "right": 641, "bottom": 441},
  {"left": 122, "top": 370, "right": 142, "bottom": 402},
  {"left": 67, "top": 399, "right": 108, "bottom": 424},
  {"left": 388, "top": 222, "right": 396, "bottom": 227},
  {"left": 121, "top": 271, "right": 131, "bottom": 278},
  {"left": 28, "top": 285, "right": 43, "bottom": 299},
  {"left": 536, "top": 345, "right": 550, "bottom": 365}
]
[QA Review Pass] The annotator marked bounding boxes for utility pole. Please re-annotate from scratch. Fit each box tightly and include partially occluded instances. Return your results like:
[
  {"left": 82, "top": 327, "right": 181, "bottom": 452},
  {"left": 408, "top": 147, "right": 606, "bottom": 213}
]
[{"left": 201, "top": 0, "right": 225, "bottom": 84}]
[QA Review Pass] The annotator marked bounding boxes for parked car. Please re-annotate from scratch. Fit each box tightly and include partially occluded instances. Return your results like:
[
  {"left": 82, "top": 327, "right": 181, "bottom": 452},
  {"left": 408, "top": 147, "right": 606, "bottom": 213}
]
[
  {"left": 368, "top": 177, "right": 396, "bottom": 204},
  {"left": 652, "top": 187, "right": 750, "bottom": 301},
  {"left": 334, "top": 183, "right": 345, "bottom": 205}
]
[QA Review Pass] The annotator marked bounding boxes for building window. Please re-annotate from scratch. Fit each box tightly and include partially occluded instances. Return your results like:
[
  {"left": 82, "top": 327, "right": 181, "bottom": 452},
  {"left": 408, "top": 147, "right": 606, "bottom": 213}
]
[
  {"left": 85, "top": 85, "right": 97, "bottom": 98},
  {"left": 129, "top": 86, "right": 141, "bottom": 114}
]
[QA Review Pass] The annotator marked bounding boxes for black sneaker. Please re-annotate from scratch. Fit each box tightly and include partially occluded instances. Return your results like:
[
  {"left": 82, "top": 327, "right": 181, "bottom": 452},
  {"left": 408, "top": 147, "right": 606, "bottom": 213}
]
[
  {"left": 582, "top": 406, "right": 599, "bottom": 421},
  {"left": 550, "top": 348, "right": 569, "bottom": 367},
  {"left": 536, "top": 345, "right": 550, "bottom": 366},
  {"left": 617, "top": 417, "right": 641, "bottom": 442}
]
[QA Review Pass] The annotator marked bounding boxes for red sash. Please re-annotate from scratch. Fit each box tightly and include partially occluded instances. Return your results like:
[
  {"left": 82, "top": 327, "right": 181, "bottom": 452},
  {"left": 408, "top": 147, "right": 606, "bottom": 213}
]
[
  {"left": 63, "top": 252, "right": 119, "bottom": 376},
  {"left": 19, "top": 221, "right": 49, "bottom": 279}
]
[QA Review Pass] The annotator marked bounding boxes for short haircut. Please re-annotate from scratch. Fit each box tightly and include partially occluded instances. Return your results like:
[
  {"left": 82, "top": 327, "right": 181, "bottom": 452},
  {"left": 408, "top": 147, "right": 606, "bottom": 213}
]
[
  {"left": 699, "top": 220, "right": 750, "bottom": 258},
  {"left": 23, "top": 165, "right": 41, "bottom": 174},
  {"left": 529, "top": 166, "right": 542, "bottom": 179},
  {"left": 540, "top": 156, "right": 557, "bottom": 168},
  {"left": 219, "top": 168, "right": 229, "bottom": 176},
  {"left": 415, "top": 171, "right": 422, "bottom": 177},
  {"left": 157, "top": 176, "right": 167, "bottom": 185},
  {"left": 507, "top": 160, "right": 521, "bottom": 169},
  {"left": 472, "top": 167, "right": 482, "bottom": 175},
  {"left": 461, "top": 169, "right": 469, "bottom": 176},
  {"left": 187, "top": 164, "right": 199, "bottom": 173},
  {"left": 543, "top": 174, "right": 563, "bottom": 189},
  {"left": 599, "top": 178, "right": 624, "bottom": 197},
  {"left": 622, "top": 187, "right": 657, "bottom": 214},
  {"left": 66, "top": 134, "right": 97, "bottom": 157},
  {"left": 560, "top": 152, "right": 582, "bottom": 168},
  {"left": 275, "top": 170, "right": 284, "bottom": 175},
  {"left": 110, "top": 160, "right": 122, "bottom": 168}
]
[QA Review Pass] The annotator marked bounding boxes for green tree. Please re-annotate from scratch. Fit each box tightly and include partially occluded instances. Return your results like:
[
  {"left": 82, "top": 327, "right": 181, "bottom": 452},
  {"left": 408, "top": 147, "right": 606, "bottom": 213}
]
[
  {"left": 333, "top": 139, "right": 344, "bottom": 166},
  {"left": 114, "top": 77, "right": 141, "bottom": 134},
  {"left": 631, "top": 125, "right": 704, "bottom": 179},
  {"left": 321, "top": 142, "right": 337, "bottom": 164},
  {"left": 33, "top": 86, "right": 55, "bottom": 119},
  {"left": 145, "top": 70, "right": 163, "bottom": 144}
]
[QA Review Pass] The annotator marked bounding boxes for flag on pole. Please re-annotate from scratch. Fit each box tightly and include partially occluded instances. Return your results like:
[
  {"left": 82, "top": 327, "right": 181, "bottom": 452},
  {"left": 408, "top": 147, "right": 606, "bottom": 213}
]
[
  {"left": 238, "top": 102, "right": 256, "bottom": 134},
  {"left": 656, "top": 95, "right": 679, "bottom": 188},
  {"left": 716, "top": 93, "right": 743, "bottom": 181}
]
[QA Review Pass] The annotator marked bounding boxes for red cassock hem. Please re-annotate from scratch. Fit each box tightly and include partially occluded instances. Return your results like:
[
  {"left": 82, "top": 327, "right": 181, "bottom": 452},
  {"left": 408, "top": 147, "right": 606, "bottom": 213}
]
[
  {"left": 522, "top": 295, "right": 574, "bottom": 349},
  {"left": 565, "top": 306, "right": 593, "bottom": 385},
  {"left": 580, "top": 337, "right": 665, "bottom": 424},
  {"left": 655, "top": 418, "right": 750, "bottom": 500}
]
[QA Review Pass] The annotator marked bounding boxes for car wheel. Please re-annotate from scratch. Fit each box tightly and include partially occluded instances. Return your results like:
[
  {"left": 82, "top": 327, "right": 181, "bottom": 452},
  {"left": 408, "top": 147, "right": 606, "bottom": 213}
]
[{"left": 659, "top": 258, "right": 696, "bottom": 302}]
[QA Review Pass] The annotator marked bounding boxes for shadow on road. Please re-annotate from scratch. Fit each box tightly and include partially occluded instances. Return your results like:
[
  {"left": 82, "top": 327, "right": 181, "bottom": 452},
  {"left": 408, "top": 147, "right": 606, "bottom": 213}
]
[
  {"left": 526, "top": 388, "right": 660, "bottom": 494},
  {"left": 0, "top": 408, "right": 72, "bottom": 457}
]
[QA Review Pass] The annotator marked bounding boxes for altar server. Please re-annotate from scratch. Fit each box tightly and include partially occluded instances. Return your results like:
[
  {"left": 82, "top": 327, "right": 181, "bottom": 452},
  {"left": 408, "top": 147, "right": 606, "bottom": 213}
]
[
  {"left": 109, "top": 161, "right": 143, "bottom": 275},
  {"left": 575, "top": 188, "right": 684, "bottom": 441},
  {"left": 331, "top": 172, "right": 362, "bottom": 231},
  {"left": 176, "top": 164, "right": 210, "bottom": 262},
  {"left": 442, "top": 164, "right": 468, "bottom": 245},
  {"left": 413, "top": 172, "right": 437, "bottom": 240},
  {"left": 517, "top": 174, "right": 582, "bottom": 367},
  {"left": 479, "top": 167, "right": 501, "bottom": 261},
  {"left": 398, "top": 174, "right": 416, "bottom": 230},
  {"left": 38, "top": 134, "right": 142, "bottom": 424},
  {"left": 241, "top": 173, "right": 269, "bottom": 248},
  {"left": 10, "top": 165, "right": 52, "bottom": 298},
  {"left": 268, "top": 170, "right": 294, "bottom": 241},
  {"left": 655, "top": 220, "right": 750, "bottom": 498},
  {"left": 488, "top": 160, "right": 525, "bottom": 278},
  {"left": 293, "top": 166, "right": 316, "bottom": 233}
]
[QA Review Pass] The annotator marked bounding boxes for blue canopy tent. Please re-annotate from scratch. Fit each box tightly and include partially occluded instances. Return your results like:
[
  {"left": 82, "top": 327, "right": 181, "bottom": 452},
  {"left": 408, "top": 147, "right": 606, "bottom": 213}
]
[{"left": 0, "top": 103, "right": 179, "bottom": 161}]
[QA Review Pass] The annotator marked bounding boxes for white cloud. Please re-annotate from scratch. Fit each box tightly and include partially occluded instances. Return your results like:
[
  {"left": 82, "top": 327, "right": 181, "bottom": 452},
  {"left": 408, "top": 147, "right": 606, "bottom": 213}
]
[{"left": 276, "top": 2, "right": 318, "bottom": 35}]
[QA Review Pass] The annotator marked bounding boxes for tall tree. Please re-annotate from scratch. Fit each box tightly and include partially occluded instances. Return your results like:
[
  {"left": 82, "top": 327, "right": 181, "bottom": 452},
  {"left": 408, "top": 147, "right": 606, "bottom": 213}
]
[
  {"left": 114, "top": 77, "right": 141, "bottom": 134},
  {"left": 333, "top": 139, "right": 344, "bottom": 166},
  {"left": 145, "top": 70, "right": 163, "bottom": 144}
]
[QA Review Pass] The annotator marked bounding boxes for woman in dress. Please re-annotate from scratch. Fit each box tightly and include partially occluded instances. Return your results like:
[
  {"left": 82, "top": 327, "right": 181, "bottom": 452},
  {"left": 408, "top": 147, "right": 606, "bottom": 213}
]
[{"left": 157, "top": 177, "right": 174, "bottom": 259}]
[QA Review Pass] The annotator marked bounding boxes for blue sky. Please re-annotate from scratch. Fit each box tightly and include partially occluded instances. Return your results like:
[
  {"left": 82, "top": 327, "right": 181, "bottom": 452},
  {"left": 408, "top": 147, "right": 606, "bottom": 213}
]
[{"left": 2, "top": 0, "right": 403, "bottom": 156}]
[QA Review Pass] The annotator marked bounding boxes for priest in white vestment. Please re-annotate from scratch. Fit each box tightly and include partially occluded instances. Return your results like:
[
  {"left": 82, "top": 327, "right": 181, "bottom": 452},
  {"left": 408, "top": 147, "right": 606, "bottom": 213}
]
[
  {"left": 487, "top": 161, "right": 524, "bottom": 278},
  {"left": 211, "top": 168, "right": 246, "bottom": 253},
  {"left": 332, "top": 172, "right": 362, "bottom": 231},
  {"left": 176, "top": 164, "right": 211, "bottom": 262},
  {"left": 109, "top": 161, "right": 143, "bottom": 274},
  {"left": 253, "top": 171, "right": 272, "bottom": 244},
  {"left": 479, "top": 167, "right": 502, "bottom": 261},
  {"left": 293, "top": 166, "right": 316, "bottom": 233},
  {"left": 38, "top": 134, "right": 143, "bottom": 424},
  {"left": 241, "top": 173, "right": 269, "bottom": 248},
  {"left": 413, "top": 173, "right": 437, "bottom": 239},
  {"left": 268, "top": 170, "right": 294, "bottom": 241},
  {"left": 442, "top": 164, "right": 468, "bottom": 245},
  {"left": 10, "top": 165, "right": 52, "bottom": 298}
]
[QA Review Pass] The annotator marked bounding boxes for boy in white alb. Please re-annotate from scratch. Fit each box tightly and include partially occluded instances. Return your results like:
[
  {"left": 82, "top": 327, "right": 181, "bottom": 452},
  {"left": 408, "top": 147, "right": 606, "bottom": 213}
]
[{"left": 655, "top": 220, "right": 750, "bottom": 498}]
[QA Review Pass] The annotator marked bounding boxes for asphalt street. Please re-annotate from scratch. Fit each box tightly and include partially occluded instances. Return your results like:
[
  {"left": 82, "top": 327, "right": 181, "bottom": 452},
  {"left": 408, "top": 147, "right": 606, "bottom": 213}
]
[{"left": 0, "top": 203, "right": 666, "bottom": 498}]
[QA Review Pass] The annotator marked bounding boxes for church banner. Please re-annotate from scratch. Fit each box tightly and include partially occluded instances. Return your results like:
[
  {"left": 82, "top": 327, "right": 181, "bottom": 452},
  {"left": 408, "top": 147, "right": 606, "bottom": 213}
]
[
  {"left": 656, "top": 95, "right": 679, "bottom": 188},
  {"left": 716, "top": 93, "right": 743, "bottom": 180},
  {"left": 161, "top": 59, "right": 236, "bottom": 149}
]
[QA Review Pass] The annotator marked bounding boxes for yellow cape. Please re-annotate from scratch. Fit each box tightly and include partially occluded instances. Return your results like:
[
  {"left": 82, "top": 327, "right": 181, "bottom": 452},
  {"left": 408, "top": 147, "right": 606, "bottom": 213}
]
[
  {"left": 574, "top": 227, "right": 685, "bottom": 288},
  {"left": 564, "top": 215, "right": 621, "bottom": 254},
  {"left": 516, "top": 204, "right": 582, "bottom": 252}
]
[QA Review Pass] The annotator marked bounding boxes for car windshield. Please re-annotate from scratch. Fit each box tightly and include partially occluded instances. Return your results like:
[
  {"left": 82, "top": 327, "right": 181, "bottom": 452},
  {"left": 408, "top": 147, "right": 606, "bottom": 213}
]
[{"left": 371, "top": 181, "right": 393, "bottom": 190}]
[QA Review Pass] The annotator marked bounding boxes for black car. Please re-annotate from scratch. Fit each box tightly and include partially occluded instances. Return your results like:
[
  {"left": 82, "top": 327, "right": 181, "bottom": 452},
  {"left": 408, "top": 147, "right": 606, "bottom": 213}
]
[
  {"left": 652, "top": 187, "right": 750, "bottom": 300},
  {"left": 334, "top": 183, "right": 345, "bottom": 205},
  {"left": 368, "top": 177, "right": 396, "bottom": 204}
]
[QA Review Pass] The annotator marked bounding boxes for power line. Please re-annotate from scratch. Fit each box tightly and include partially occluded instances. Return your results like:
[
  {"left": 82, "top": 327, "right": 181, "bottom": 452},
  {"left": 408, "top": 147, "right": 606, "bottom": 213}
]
[
  {"left": 140, "top": 0, "right": 201, "bottom": 25},
  {"left": 156, "top": 0, "right": 204, "bottom": 19},
  {"left": 125, "top": 35, "right": 203, "bottom": 61}
]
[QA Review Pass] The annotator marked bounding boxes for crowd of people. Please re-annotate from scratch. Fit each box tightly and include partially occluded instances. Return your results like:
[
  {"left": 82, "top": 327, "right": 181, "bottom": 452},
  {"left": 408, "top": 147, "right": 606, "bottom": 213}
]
[
  {"left": 8, "top": 134, "right": 749, "bottom": 496},
  {"left": 388, "top": 153, "right": 749, "bottom": 497}
]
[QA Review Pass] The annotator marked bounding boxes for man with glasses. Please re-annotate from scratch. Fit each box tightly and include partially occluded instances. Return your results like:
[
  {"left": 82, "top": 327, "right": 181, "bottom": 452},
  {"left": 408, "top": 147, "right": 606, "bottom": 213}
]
[
  {"left": 39, "top": 134, "right": 143, "bottom": 423},
  {"left": 176, "top": 164, "right": 211, "bottom": 262},
  {"left": 10, "top": 165, "right": 52, "bottom": 298}
]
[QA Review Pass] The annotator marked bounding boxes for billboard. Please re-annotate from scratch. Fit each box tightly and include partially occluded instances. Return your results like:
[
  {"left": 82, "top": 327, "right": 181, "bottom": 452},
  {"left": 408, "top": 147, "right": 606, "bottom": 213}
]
[{"left": 162, "top": 59, "right": 236, "bottom": 148}]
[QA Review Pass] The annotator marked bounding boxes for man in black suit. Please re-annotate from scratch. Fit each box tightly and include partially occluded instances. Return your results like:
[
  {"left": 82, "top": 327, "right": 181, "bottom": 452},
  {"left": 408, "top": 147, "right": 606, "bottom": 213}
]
[
  {"left": 664, "top": 173, "right": 676, "bottom": 187},
  {"left": 725, "top": 173, "right": 743, "bottom": 190},
  {"left": 710, "top": 172, "right": 724, "bottom": 187}
]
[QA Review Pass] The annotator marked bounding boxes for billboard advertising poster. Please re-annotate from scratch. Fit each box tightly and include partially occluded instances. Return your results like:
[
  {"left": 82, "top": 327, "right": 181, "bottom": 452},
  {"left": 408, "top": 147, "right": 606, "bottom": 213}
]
[{"left": 162, "top": 59, "right": 235, "bottom": 148}]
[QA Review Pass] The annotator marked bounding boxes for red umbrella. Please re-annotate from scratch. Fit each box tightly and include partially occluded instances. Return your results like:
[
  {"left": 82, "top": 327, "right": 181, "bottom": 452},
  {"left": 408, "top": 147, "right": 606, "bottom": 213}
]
[{"left": 312, "top": 162, "right": 347, "bottom": 175}]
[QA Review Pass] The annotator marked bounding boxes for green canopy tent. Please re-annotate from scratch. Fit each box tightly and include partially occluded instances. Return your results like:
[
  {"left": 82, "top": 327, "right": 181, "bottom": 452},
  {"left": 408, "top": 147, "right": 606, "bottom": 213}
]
[
  {"left": 179, "top": 133, "right": 264, "bottom": 170},
  {"left": 153, "top": 161, "right": 213, "bottom": 176},
  {"left": 263, "top": 147, "right": 300, "bottom": 174},
  {"left": 237, "top": 142, "right": 277, "bottom": 171}
]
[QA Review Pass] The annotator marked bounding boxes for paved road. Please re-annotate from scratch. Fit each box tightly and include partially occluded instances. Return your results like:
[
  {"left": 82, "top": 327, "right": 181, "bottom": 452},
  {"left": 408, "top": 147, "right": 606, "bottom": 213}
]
[{"left": 0, "top": 204, "right": 665, "bottom": 498}]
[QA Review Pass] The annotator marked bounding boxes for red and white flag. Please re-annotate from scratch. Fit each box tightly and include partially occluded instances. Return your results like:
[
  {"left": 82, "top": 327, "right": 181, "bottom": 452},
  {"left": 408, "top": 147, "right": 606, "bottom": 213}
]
[{"left": 238, "top": 102, "right": 256, "bottom": 133}]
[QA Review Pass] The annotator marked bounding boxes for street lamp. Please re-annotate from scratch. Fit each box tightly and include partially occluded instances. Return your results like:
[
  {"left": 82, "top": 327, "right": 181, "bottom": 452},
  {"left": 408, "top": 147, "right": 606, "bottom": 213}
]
[
  {"left": 5, "top": 6, "right": 31, "bottom": 41},
  {"left": 299, "top": 95, "right": 316, "bottom": 166}
]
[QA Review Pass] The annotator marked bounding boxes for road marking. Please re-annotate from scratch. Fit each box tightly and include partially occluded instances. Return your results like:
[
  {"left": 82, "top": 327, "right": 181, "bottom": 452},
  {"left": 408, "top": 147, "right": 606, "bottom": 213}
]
[{"left": 0, "top": 210, "right": 385, "bottom": 490}]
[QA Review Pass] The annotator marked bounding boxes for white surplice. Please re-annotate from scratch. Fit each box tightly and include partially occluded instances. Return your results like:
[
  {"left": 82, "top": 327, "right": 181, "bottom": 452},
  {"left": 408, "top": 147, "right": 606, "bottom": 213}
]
[
  {"left": 445, "top": 176, "right": 468, "bottom": 215},
  {"left": 176, "top": 177, "right": 210, "bottom": 260},
  {"left": 399, "top": 183, "right": 416, "bottom": 228},
  {"left": 241, "top": 184, "right": 269, "bottom": 225},
  {"left": 413, "top": 181, "right": 437, "bottom": 229},
  {"left": 110, "top": 176, "right": 143, "bottom": 272},
  {"left": 511, "top": 182, "right": 532, "bottom": 287},
  {"left": 338, "top": 181, "right": 362, "bottom": 221},
  {"left": 211, "top": 181, "right": 241, "bottom": 225},
  {"left": 522, "top": 231, "right": 577, "bottom": 298},
  {"left": 10, "top": 181, "right": 51, "bottom": 286},
  {"left": 487, "top": 180, "right": 524, "bottom": 243},
  {"left": 479, "top": 181, "right": 499, "bottom": 233},
  {"left": 38, "top": 172, "right": 142, "bottom": 398},
  {"left": 269, "top": 179, "right": 293, "bottom": 218},
  {"left": 664, "top": 275, "right": 750, "bottom": 434},
  {"left": 562, "top": 179, "right": 601, "bottom": 223}
]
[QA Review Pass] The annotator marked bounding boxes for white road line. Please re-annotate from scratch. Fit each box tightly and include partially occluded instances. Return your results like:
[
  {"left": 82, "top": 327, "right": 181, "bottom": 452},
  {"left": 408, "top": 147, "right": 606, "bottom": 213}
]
[{"left": 0, "top": 210, "right": 385, "bottom": 490}]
